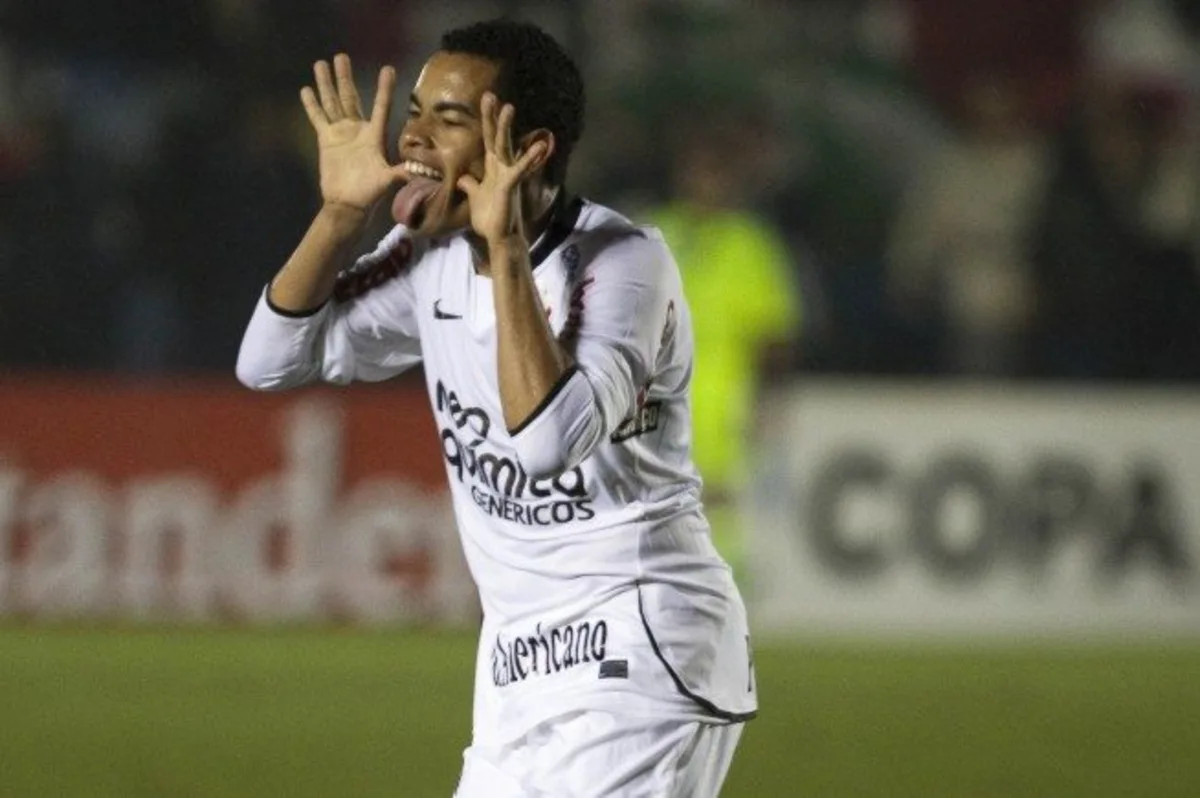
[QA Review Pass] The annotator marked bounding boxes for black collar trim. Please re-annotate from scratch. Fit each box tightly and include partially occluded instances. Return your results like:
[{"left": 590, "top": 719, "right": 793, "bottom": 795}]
[{"left": 529, "top": 192, "right": 584, "bottom": 268}]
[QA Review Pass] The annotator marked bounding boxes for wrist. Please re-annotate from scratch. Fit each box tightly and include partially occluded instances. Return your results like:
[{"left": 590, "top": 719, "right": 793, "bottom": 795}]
[
  {"left": 487, "top": 235, "right": 529, "bottom": 277},
  {"left": 318, "top": 202, "right": 370, "bottom": 236},
  {"left": 484, "top": 234, "right": 528, "bottom": 267},
  {"left": 486, "top": 233, "right": 526, "bottom": 254}
]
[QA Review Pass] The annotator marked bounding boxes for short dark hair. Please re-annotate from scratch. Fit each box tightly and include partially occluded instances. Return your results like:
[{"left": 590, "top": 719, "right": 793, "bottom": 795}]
[{"left": 440, "top": 19, "right": 584, "bottom": 185}]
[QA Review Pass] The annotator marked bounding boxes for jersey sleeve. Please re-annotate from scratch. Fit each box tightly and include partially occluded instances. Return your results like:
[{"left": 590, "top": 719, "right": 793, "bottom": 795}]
[
  {"left": 509, "top": 228, "right": 678, "bottom": 478},
  {"left": 235, "top": 227, "right": 424, "bottom": 390}
]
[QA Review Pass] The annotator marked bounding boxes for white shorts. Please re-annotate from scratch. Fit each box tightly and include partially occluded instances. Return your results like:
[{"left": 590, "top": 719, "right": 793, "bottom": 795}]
[{"left": 453, "top": 711, "right": 745, "bottom": 798}]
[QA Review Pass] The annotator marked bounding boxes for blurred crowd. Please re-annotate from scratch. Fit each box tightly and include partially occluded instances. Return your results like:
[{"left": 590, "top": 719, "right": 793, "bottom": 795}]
[{"left": 0, "top": 0, "right": 1198, "bottom": 381}]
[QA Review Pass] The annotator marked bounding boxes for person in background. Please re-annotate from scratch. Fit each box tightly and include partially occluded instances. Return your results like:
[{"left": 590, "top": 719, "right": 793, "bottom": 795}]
[
  {"left": 886, "top": 70, "right": 1050, "bottom": 376},
  {"left": 648, "top": 117, "right": 802, "bottom": 583},
  {"left": 1031, "top": 77, "right": 1200, "bottom": 380}
]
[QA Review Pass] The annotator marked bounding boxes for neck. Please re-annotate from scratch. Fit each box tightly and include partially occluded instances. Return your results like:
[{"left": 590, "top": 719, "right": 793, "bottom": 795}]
[{"left": 524, "top": 184, "right": 562, "bottom": 243}]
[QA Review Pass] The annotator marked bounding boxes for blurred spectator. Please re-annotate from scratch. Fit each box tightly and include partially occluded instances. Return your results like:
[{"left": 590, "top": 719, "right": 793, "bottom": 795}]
[
  {"left": 1030, "top": 84, "right": 1152, "bottom": 379},
  {"left": 1032, "top": 79, "right": 1200, "bottom": 380},
  {"left": 1086, "top": 0, "right": 1200, "bottom": 256},
  {"left": 887, "top": 72, "right": 1050, "bottom": 375},
  {"left": 0, "top": 106, "right": 116, "bottom": 369},
  {"left": 0, "top": 0, "right": 1196, "bottom": 384},
  {"left": 1027, "top": 0, "right": 1200, "bottom": 380},
  {"left": 183, "top": 92, "right": 319, "bottom": 371},
  {"left": 646, "top": 117, "right": 803, "bottom": 578},
  {"left": 208, "top": 0, "right": 343, "bottom": 93},
  {"left": 904, "top": 0, "right": 1086, "bottom": 128},
  {"left": 340, "top": 0, "right": 416, "bottom": 69}
]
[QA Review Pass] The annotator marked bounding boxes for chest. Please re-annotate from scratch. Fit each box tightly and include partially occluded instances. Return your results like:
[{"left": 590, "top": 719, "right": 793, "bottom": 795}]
[{"left": 417, "top": 252, "right": 575, "bottom": 431}]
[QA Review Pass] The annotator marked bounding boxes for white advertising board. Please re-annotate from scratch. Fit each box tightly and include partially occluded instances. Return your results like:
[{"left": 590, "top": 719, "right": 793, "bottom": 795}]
[{"left": 747, "top": 381, "right": 1200, "bottom": 637}]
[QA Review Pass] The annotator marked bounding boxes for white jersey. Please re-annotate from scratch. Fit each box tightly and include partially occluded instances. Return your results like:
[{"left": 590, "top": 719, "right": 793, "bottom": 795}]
[{"left": 237, "top": 196, "right": 758, "bottom": 744}]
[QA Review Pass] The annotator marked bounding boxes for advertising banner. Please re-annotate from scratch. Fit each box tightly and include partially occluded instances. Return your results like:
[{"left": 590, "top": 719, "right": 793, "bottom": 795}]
[
  {"left": 748, "top": 381, "right": 1200, "bottom": 637},
  {"left": 0, "top": 376, "right": 475, "bottom": 625}
]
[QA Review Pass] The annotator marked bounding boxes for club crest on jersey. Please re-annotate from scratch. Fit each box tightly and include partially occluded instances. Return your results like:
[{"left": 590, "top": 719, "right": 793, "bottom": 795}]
[
  {"left": 436, "top": 380, "right": 596, "bottom": 526},
  {"left": 562, "top": 243, "right": 582, "bottom": 284},
  {"left": 332, "top": 239, "right": 414, "bottom": 302}
]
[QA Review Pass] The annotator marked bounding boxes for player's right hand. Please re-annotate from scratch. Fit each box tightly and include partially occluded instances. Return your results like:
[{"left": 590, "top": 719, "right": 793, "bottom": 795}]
[{"left": 300, "top": 54, "right": 408, "bottom": 217}]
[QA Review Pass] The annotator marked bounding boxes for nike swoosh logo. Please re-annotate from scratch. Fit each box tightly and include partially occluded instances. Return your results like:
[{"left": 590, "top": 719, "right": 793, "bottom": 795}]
[{"left": 433, "top": 299, "right": 462, "bottom": 320}]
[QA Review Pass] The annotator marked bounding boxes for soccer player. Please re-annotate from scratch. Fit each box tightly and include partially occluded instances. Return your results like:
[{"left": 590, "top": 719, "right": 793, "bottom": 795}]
[{"left": 236, "top": 19, "right": 757, "bottom": 797}]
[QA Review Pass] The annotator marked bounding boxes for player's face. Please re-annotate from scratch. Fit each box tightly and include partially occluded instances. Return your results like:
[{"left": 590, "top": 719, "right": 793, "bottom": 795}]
[{"left": 393, "top": 52, "right": 500, "bottom": 236}]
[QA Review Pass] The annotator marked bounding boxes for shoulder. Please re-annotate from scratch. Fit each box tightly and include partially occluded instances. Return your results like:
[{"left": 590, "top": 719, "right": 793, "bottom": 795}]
[
  {"left": 332, "top": 225, "right": 442, "bottom": 304},
  {"left": 572, "top": 201, "right": 677, "bottom": 284}
]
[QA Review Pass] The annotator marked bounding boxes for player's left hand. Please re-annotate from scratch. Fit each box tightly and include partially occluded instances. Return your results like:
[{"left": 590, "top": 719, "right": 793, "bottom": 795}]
[{"left": 456, "top": 93, "right": 549, "bottom": 247}]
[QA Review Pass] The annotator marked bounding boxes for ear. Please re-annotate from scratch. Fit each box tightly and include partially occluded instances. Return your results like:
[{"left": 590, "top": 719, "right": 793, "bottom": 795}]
[{"left": 517, "top": 128, "right": 556, "bottom": 176}]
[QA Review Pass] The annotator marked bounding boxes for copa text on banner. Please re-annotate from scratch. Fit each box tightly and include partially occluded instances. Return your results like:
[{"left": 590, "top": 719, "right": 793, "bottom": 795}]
[{"left": 747, "top": 381, "right": 1200, "bottom": 638}]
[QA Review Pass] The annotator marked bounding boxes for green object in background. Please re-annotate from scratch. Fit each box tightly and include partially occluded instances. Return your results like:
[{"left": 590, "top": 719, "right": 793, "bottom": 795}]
[
  {"left": 653, "top": 204, "right": 799, "bottom": 491},
  {"left": 2, "top": 627, "right": 1198, "bottom": 797},
  {"left": 652, "top": 203, "right": 800, "bottom": 579}
]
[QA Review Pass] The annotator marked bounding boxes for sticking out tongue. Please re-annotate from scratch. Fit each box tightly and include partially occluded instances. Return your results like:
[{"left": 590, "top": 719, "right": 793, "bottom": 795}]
[{"left": 391, "top": 176, "right": 441, "bottom": 227}]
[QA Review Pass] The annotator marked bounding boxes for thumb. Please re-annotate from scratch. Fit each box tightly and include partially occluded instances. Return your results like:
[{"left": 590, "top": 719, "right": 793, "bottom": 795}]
[
  {"left": 388, "top": 164, "right": 410, "bottom": 185},
  {"left": 456, "top": 173, "right": 481, "bottom": 197}
]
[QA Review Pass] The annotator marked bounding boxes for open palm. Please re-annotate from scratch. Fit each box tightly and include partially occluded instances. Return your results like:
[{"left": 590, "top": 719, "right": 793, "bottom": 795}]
[
  {"left": 300, "top": 54, "right": 407, "bottom": 214},
  {"left": 456, "top": 93, "right": 548, "bottom": 244}
]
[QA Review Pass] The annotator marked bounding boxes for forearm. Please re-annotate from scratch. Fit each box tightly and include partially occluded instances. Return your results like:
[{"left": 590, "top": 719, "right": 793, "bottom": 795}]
[
  {"left": 268, "top": 203, "right": 369, "bottom": 313},
  {"left": 490, "top": 237, "right": 572, "bottom": 430}
]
